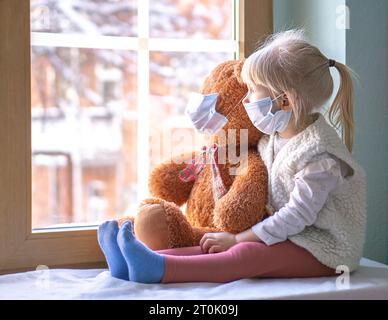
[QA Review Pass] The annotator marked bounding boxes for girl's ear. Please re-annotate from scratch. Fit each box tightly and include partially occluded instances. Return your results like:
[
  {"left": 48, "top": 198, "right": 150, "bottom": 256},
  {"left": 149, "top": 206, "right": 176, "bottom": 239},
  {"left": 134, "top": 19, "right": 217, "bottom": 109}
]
[{"left": 281, "top": 91, "right": 293, "bottom": 112}]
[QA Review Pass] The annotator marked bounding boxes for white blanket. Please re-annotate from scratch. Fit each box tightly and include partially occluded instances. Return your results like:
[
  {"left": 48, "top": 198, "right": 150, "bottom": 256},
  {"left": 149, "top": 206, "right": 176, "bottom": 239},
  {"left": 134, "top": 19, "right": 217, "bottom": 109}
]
[{"left": 0, "top": 258, "right": 387, "bottom": 300}]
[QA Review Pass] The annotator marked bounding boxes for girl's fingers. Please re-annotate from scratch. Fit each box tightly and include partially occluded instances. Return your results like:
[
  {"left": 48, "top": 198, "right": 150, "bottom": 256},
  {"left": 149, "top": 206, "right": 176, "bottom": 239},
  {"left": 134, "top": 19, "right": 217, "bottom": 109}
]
[
  {"left": 199, "top": 233, "right": 214, "bottom": 248},
  {"left": 202, "top": 238, "right": 217, "bottom": 252},
  {"left": 208, "top": 245, "right": 222, "bottom": 254},
  {"left": 199, "top": 234, "right": 207, "bottom": 248}
]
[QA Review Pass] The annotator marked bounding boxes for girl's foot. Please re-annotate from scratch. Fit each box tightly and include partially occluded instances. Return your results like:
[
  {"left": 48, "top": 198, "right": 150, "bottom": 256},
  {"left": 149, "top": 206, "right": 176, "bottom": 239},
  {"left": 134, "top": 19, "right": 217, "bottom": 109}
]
[
  {"left": 98, "top": 220, "right": 129, "bottom": 280},
  {"left": 117, "top": 221, "right": 165, "bottom": 283}
]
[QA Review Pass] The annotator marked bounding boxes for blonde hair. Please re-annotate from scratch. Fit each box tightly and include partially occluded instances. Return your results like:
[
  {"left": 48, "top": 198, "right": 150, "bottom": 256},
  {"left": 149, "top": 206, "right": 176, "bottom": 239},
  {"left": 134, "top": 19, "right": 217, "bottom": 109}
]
[{"left": 241, "top": 29, "right": 356, "bottom": 152}]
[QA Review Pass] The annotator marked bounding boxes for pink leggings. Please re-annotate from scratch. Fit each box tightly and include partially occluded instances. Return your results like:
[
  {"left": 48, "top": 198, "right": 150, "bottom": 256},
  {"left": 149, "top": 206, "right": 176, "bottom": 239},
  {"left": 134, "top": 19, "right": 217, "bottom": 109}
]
[{"left": 156, "top": 240, "right": 336, "bottom": 283}]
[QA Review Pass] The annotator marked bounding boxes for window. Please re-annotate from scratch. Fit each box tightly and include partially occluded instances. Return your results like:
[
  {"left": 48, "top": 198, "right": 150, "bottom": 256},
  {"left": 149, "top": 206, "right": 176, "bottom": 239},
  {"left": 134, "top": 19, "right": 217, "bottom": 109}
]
[
  {"left": 31, "top": 0, "right": 237, "bottom": 229},
  {"left": 0, "top": 0, "right": 272, "bottom": 273}
]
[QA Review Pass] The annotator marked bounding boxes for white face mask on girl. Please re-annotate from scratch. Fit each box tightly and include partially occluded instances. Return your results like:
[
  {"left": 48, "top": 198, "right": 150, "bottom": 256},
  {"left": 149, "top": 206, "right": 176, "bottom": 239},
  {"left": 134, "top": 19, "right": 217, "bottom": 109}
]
[{"left": 243, "top": 93, "right": 292, "bottom": 135}]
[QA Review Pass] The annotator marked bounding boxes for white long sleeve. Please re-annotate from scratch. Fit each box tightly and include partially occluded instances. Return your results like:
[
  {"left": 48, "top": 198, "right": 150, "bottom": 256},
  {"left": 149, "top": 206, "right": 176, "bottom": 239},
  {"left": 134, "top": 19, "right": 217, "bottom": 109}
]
[{"left": 251, "top": 155, "right": 348, "bottom": 245}]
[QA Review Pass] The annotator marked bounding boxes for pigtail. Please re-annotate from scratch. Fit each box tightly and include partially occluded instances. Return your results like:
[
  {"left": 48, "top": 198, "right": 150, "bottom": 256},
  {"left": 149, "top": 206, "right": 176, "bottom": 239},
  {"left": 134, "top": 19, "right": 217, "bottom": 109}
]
[{"left": 327, "top": 61, "right": 357, "bottom": 153}]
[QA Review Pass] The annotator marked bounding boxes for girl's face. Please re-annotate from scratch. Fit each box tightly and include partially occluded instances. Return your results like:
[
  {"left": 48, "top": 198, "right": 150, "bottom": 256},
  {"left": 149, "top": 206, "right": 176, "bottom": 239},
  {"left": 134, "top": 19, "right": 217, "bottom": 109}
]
[{"left": 243, "top": 84, "right": 282, "bottom": 112}]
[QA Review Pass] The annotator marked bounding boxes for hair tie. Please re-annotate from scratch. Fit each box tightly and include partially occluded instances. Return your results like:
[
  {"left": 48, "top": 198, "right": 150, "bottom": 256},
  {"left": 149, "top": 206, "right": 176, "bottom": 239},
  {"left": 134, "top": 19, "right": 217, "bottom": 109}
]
[{"left": 328, "top": 59, "right": 336, "bottom": 67}]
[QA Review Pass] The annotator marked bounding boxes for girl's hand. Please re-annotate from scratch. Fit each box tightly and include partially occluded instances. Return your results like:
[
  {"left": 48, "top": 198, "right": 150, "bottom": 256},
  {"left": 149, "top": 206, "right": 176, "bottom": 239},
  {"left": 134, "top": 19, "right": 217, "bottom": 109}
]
[{"left": 199, "top": 232, "right": 237, "bottom": 253}]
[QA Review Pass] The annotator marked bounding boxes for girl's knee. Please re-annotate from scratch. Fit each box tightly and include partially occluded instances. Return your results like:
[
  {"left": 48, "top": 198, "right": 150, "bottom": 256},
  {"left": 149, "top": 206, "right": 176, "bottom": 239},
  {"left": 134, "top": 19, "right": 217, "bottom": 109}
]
[
  {"left": 228, "top": 241, "right": 269, "bottom": 264},
  {"left": 231, "top": 241, "right": 266, "bottom": 253}
]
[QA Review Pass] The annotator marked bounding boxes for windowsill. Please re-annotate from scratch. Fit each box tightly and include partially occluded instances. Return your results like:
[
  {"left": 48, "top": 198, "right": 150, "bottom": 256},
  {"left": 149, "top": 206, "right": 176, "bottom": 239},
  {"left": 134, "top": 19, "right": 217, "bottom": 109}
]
[
  {"left": 32, "top": 223, "right": 99, "bottom": 233},
  {"left": 31, "top": 215, "right": 136, "bottom": 234}
]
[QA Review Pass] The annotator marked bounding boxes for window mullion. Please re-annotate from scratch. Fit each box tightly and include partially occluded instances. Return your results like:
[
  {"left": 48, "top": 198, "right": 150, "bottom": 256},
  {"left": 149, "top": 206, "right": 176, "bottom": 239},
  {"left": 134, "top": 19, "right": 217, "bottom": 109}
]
[{"left": 136, "top": 0, "right": 150, "bottom": 201}]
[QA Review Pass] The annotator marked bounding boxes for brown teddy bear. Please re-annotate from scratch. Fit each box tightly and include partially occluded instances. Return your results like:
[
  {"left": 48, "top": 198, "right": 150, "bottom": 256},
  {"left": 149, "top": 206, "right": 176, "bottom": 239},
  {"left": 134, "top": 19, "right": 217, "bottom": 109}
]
[{"left": 118, "top": 59, "right": 269, "bottom": 250}]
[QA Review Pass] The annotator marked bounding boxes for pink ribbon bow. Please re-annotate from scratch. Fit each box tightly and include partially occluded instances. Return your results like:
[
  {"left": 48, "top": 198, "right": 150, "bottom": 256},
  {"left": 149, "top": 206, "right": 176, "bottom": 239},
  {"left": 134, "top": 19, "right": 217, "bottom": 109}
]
[{"left": 179, "top": 144, "right": 227, "bottom": 203}]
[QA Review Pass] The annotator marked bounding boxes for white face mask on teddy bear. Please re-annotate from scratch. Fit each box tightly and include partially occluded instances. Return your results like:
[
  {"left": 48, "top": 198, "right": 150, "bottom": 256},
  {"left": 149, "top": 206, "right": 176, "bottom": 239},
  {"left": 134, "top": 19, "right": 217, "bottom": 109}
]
[{"left": 185, "top": 92, "right": 228, "bottom": 135}]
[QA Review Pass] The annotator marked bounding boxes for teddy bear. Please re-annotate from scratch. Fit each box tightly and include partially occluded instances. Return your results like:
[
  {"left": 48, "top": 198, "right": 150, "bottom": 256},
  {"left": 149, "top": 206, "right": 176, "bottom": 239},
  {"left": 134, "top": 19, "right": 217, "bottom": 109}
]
[{"left": 118, "top": 59, "right": 269, "bottom": 250}]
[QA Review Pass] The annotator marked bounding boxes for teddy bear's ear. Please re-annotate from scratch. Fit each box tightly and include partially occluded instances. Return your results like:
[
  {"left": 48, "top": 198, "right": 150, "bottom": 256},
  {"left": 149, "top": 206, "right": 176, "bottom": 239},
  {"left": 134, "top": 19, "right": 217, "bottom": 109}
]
[{"left": 233, "top": 58, "right": 246, "bottom": 85}]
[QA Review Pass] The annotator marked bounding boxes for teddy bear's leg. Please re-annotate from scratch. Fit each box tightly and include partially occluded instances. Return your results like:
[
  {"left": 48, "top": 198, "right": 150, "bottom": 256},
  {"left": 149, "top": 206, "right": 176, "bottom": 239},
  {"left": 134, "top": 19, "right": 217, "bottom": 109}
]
[{"left": 134, "top": 198, "right": 197, "bottom": 250}]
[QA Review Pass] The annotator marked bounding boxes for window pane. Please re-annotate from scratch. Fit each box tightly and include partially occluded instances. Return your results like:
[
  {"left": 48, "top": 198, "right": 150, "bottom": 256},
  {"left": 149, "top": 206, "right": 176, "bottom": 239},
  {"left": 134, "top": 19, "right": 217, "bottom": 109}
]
[
  {"left": 31, "top": 47, "right": 138, "bottom": 228},
  {"left": 149, "top": 51, "right": 233, "bottom": 169},
  {"left": 31, "top": 0, "right": 138, "bottom": 37},
  {"left": 30, "top": 0, "right": 238, "bottom": 229},
  {"left": 149, "top": 0, "right": 234, "bottom": 40}
]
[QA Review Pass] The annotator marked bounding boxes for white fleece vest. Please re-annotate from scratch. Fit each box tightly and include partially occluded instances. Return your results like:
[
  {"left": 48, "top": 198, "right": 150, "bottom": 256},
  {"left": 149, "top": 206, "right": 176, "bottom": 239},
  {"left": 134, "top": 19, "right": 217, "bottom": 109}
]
[{"left": 258, "top": 113, "right": 367, "bottom": 271}]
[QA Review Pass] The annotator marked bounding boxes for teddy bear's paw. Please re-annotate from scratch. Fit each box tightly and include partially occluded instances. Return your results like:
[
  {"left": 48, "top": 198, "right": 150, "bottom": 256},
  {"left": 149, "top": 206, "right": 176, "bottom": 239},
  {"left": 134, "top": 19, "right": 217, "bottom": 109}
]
[
  {"left": 117, "top": 216, "right": 135, "bottom": 228},
  {"left": 139, "top": 197, "right": 179, "bottom": 210},
  {"left": 139, "top": 198, "right": 164, "bottom": 207},
  {"left": 134, "top": 203, "right": 170, "bottom": 250}
]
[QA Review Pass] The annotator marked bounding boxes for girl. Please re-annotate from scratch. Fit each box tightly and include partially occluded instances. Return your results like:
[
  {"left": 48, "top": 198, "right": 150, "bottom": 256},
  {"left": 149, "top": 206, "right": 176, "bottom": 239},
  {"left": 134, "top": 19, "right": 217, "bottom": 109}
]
[{"left": 98, "top": 29, "right": 366, "bottom": 283}]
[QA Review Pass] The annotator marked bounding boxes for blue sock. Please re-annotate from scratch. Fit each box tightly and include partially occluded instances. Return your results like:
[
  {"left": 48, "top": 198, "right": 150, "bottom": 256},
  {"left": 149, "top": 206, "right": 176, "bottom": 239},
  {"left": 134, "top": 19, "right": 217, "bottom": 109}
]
[
  {"left": 98, "top": 220, "right": 129, "bottom": 281},
  {"left": 117, "top": 221, "right": 165, "bottom": 283}
]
